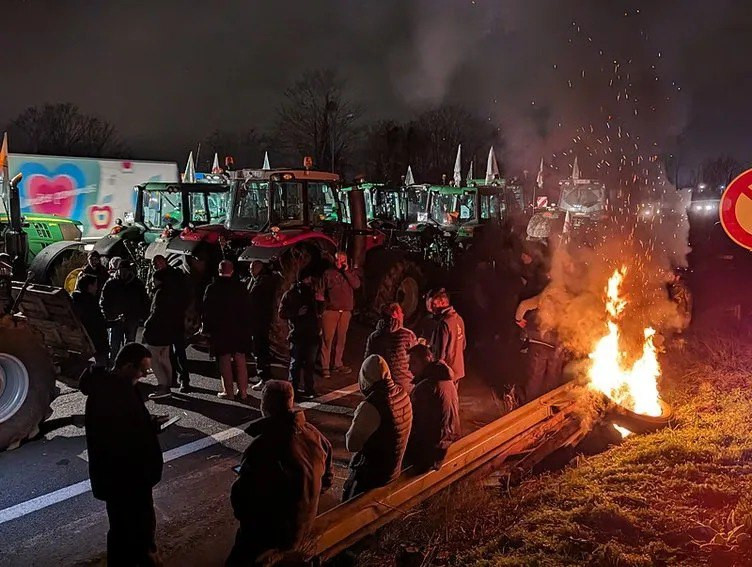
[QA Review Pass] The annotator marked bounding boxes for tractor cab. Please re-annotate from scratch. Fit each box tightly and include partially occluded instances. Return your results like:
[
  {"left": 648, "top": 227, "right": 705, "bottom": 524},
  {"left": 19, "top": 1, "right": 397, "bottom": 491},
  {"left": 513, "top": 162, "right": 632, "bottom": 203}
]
[
  {"left": 340, "top": 182, "right": 416, "bottom": 230},
  {"left": 407, "top": 185, "right": 477, "bottom": 237}
]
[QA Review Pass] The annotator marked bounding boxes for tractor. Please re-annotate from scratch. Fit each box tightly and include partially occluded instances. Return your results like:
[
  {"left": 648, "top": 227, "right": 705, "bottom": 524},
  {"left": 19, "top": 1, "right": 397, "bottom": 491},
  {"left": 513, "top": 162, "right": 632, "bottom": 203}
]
[
  {"left": 0, "top": 171, "right": 94, "bottom": 451},
  {"left": 238, "top": 169, "right": 429, "bottom": 358}
]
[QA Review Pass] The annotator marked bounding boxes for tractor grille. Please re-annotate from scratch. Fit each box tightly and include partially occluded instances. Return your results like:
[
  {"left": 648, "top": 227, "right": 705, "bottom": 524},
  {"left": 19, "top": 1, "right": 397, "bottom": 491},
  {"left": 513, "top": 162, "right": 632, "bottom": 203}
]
[{"left": 32, "top": 223, "right": 53, "bottom": 239}]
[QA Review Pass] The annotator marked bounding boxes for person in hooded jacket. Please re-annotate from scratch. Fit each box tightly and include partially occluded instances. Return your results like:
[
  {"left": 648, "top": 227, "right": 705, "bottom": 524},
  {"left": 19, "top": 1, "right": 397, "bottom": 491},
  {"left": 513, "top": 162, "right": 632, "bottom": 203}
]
[
  {"left": 81, "top": 343, "right": 167, "bottom": 566},
  {"left": 81, "top": 250, "right": 109, "bottom": 294},
  {"left": 203, "top": 260, "right": 253, "bottom": 400},
  {"left": 101, "top": 260, "right": 149, "bottom": 362},
  {"left": 404, "top": 344, "right": 461, "bottom": 473},
  {"left": 364, "top": 303, "right": 417, "bottom": 394},
  {"left": 428, "top": 289, "right": 467, "bottom": 385},
  {"left": 72, "top": 273, "right": 110, "bottom": 367},
  {"left": 227, "top": 380, "right": 333, "bottom": 566},
  {"left": 343, "top": 355, "right": 412, "bottom": 501}
]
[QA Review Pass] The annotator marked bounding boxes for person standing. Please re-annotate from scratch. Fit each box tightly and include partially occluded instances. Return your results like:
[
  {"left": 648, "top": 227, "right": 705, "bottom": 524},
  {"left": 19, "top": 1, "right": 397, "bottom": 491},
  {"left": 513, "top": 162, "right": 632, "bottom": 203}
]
[
  {"left": 202, "top": 260, "right": 252, "bottom": 401},
  {"left": 81, "top": 250, "right": 109, "bottom": 294},
  {"left": 428, "top": 289, "right": 467, "bottom": 385},
  {"left": 248, "top": 260, "right": 278, "bottom": 391},
  {"left": 404, "top": 344, "right": 460, "bottom": 473},
  {"left": 320, "top": 251, "right": 361, "bottom": 379},
  {"left": 364, "top": 303, "right": 418, "bottom": 394},
  {"left": 81, "top": 343, "right": 165, "bottom": 566},
  {"left": 151, "top": 255, "right": 192, "bottom": 393},
  {"left": 143, "top": 268, "right": 185, "bottom": 400},
  {"left": 71, "top": 274, "right": 110, "bottom": 367},
  {"left": 278, "top": 269, "right": 321, "bottom": 401},
  {"left": 343, "top": 355, "right": 412, "bottom": 501},
  {"left": 227, "top": 380, "right": 333, "bottom": 566},
  {"left": 101, "top": 260, "right": 149, "bottom": 362}
]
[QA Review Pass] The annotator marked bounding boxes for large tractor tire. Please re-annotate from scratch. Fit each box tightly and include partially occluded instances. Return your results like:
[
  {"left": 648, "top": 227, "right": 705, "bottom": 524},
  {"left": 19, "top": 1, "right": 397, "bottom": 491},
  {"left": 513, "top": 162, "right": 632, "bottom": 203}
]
[
  {"left": 0, "top": 323, "right": 57, "bottom": 451},
  {"left": 366, "top": 250, "right": 427, "bottom": 326}
]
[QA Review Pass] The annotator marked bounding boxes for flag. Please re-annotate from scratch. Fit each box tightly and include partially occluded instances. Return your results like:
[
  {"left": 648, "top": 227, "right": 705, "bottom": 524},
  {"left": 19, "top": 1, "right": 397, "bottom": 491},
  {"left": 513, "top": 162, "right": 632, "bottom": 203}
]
[
  {"left": 183, "top": 151, "right": 196, "bottom": 183},
  {"left": 0, "top": 132, "right": 8, "bottom": 195},
  {"left": 405, "top": 165, "right": 415, "bottom": 186},
  {"left": 572, "top": 156, "right": 580, "bottom": 180},
  {"left": 536, "top": 157, "right": 544, "bottom": 188},
  {"left": 211, "top": 153, "right": 221, "bottom": 174},
  {"left": 262, "top": 151, "right": 271, "bottom": 170},
  {"left": 466, "top": 160, "right": 474, "bottom": 186},
  {"left": 452, "top": 144, "right": 462, "bottom": 187},
  {"left": 562, "top": 210, "right": 572, "bottom": 234},
  {"left": 485, "top": 146, "right": 500, "bottom": 184}
]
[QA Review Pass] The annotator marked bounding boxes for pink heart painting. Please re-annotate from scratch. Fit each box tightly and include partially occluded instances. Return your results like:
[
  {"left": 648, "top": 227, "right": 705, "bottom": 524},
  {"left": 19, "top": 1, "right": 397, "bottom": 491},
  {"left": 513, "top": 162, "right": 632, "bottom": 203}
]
[{"left": 25, "top": 174, "right": 76, "bottom": 217}]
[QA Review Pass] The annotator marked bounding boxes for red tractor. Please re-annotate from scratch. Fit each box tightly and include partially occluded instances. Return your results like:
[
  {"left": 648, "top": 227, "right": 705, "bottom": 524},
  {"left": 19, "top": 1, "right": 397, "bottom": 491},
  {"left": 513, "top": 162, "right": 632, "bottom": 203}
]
[{"left": 238, "top": 169, "right": 428, "bottom": 358}]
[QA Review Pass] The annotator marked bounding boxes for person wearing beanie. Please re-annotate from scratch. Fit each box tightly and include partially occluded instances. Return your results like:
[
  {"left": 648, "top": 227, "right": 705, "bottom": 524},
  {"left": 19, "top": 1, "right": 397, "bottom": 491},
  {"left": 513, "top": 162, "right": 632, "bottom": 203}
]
[{"left": 343, "top": 354, "right": 412, "bottom": 501}]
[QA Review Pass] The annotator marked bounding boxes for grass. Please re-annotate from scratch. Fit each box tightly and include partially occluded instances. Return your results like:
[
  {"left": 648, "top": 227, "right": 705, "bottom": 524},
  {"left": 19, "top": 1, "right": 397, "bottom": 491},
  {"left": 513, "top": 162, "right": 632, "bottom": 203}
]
[{"left": 355, "top": 332, "right": 752, "bottom": 566}]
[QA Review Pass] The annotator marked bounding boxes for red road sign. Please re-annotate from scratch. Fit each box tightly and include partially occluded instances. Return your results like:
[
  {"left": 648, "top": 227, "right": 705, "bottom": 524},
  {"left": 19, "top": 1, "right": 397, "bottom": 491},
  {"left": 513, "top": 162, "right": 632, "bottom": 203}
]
[
  {"left": 720, "top": 168, "right": 752, "bottom": 250},
  {"left": 536, "top": 196, "right": 548, "bottom": 208}
]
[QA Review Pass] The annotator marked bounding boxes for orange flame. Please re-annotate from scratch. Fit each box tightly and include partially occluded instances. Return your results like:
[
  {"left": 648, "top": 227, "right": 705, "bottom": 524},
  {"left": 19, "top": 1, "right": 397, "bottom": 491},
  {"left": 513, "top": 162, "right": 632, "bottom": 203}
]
[{"left": 588, "top": 267, "right": 662, "bottom": 436}]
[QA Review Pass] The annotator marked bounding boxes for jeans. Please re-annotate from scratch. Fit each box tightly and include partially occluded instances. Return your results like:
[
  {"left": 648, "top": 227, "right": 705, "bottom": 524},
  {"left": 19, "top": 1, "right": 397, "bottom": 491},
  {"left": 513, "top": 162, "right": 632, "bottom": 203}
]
[
  {"left": 109, "top": 317, "right": 139, "bottom": 361},
  {"left": 320, "top": 310, "right": 352, "bottom": 372},
  {"left": 147, "top": 345, "right": 173, "bottom": 392},
  {"left": 171, "top": 338, "right": 190, "bottom": 386},
  {"left": 105, "top": 490, "right": 160, "bottom": 567},
  {"left": 522, "top": 343, "right": 562, "bottom": 403},
  {"left": 289, "top": 337, "right": 317, "bottom": 393}
]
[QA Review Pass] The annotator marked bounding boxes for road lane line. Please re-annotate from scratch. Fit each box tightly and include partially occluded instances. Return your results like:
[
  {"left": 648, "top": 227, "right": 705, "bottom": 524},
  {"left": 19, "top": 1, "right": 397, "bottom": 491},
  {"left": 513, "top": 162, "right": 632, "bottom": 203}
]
[{"left": 0, "top": 382, "right": 358, "bottom": 526}]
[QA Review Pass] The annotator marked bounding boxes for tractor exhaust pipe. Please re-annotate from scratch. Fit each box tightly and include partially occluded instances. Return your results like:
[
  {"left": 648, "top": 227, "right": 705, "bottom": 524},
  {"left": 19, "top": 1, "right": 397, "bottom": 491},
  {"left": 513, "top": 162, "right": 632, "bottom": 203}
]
[{"left": 347, "top": 187, "right": 367, "bottom": 269}]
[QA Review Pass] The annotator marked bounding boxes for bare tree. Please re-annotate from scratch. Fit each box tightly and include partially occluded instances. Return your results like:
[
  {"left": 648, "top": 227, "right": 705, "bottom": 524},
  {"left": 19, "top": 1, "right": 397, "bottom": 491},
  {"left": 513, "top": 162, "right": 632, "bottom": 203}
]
[
  {"left": 274, "top": 69, "right": 361, "bottom": 172},
  {"left": 9, "top": 103, "right": 122, "bottom": 157},
  {"left": 700, "top": 155, "right": 743, "bottom": 188},
  {"left": 360, "top": 120, "right": 408, "bottom": 183}
]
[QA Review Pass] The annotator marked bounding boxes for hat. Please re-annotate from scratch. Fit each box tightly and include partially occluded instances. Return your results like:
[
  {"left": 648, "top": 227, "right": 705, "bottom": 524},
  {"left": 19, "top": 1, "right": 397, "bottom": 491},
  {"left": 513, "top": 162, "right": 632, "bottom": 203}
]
[{"left": 358, "top": 354, "right": 391, "bottom": 393}]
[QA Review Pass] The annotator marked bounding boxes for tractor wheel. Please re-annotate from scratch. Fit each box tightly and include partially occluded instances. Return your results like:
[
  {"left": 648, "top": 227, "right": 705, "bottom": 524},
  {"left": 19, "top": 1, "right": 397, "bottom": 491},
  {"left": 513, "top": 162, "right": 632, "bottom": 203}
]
[
  {"left": 367, "top": 251, "right": 427, "bottom": 326},
  {"left": 50, "top": 249, "right": 88, "bottom": 288},
  {"left": 0, "top": 323, "right": 57, "bottom": 451}
]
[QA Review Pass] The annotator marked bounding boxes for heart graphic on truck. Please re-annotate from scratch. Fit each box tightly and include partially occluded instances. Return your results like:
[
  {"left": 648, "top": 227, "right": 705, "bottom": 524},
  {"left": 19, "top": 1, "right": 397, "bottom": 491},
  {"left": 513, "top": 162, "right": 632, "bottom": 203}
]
[
  {"left": 89, "top": 205, "right": 113, "bottom": 229},
  {"left": 19, "top": 162, "right": 91, "bottom": 220}
]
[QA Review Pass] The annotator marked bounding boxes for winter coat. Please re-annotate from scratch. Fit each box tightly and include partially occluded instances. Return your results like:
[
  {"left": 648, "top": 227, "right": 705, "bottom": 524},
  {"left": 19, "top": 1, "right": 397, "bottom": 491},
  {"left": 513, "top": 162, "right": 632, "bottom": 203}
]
[
  {"left": 82, "top": 367, "right": 163, "bottom": 501},
  {"left": 82, "top": 263, "right": 109, "bottom": 293},
  {"left": 143, "top": 283, "right": 185, "bottom": 347},
  {"left": 248, "top": 271, "right": 279, "bottom": 332},
  {"left": 71, "top": 290, "right": 109, "bottom": 355},
  {"left": 365, "top": 319, "right": 417, "bottom": 389},
  {"left": 322, "top": 266, "right": 361, "bottom": 311},
  {"left": 100, "top": 275, "right": 149, "bottom": 322},
  {"left": 405, "top": 361, "right": 461, "bottom": 473},
  {"left": 230, "top": 410, "right": 333, "bottom": 552},
  {"left": 202, "top": 276, "right": 252, "bottom": 355},
  {"left": 430, "top": 306, "right": 467, "bottom": 380},
  {"left": 346, "top": 355, "right": 412, "bottom": 489},
  {"left": 279, "top": 282, "right": 320, "bottom": 341}
]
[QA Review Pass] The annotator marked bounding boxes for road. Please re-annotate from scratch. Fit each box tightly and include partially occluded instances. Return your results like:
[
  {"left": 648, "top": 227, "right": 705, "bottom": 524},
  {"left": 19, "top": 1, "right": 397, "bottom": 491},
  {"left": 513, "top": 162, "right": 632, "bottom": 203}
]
[{"left": 0, "top": 322, "right": 502, "bottom": 567}]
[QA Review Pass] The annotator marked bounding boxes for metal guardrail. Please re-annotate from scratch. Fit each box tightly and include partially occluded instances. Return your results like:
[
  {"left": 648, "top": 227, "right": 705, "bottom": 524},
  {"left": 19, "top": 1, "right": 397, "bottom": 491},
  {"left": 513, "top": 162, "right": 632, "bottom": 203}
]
[{"left": 307, "top": 383, "right": 584, "bottom": 562}]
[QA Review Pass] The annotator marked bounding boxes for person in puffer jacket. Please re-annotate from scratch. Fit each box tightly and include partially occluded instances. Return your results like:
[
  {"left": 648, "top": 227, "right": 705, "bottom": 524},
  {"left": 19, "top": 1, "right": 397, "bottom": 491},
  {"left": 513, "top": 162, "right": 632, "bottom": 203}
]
[
  {"left": 343, "top": 355, "right": 412, "bottom": 501},
  {"left": 364, "top": 303, "right": 418, "bottom": 394}
]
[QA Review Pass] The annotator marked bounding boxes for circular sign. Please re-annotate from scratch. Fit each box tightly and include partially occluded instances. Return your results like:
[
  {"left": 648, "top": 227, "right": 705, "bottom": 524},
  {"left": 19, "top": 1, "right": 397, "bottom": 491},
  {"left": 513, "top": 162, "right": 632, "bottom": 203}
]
[{"left": 720, "top": 168, "right": 752, "bottom": 250}]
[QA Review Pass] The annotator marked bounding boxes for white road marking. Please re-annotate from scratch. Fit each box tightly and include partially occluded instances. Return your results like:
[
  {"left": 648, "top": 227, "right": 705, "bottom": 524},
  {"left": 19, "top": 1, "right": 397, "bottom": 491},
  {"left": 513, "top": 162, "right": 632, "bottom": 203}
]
[{"left": 0, "top": 382, "right": 358, "bottom": 526}]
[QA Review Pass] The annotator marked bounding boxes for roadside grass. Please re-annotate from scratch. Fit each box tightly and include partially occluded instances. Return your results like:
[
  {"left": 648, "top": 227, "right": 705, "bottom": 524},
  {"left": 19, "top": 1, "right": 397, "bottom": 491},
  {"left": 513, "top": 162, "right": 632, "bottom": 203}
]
[{"left": 356, "top": 332, "right": 752, "bottom": 566}]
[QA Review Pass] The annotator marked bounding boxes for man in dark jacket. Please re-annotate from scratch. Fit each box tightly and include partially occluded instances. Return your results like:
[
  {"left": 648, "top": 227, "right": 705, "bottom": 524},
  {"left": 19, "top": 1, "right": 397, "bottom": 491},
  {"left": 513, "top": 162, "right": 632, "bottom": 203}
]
[
  {"left": 320, "top": 251, "right": 361, "bottom": 378},
  {"left": 81, "top": 250, "right": 109, "bottom": 294},
  {"left": 143, "top": 267, "right": 186, "bottom": 400},
  {"left": 404, "top": 344, "right": 460, "bottom": 473},
  {"left": 71, "top": 273, "right": 109, "bottom": 367},
  {"left": 101, "top": 260, "right": 149, "bottom": 362},
  {"left": 279, "top": 270, "right": 320, "bottom": 400},
  {"left": 203, "top": 260, "right": 252, "bottom": 400},
  {"left": 82, "top": 343, "right": 165, "bottom": 566},
  {"left": 365, "top": 303, "right": 417, "bottom": 394},
  {"left": 152, "top": 255, "right": 193, "bottom": 392},
  {"left": 343, "top": 355, "right": 412, "bottom": 501},
  {"left": 227, "top": 380, "right": 333, "bottom": 566},
  {"left": 248, "top": 260, "right": 278, "bottom": 390},
  {"left": 428, "top": 289, "right": 467, "bottom": 385}
]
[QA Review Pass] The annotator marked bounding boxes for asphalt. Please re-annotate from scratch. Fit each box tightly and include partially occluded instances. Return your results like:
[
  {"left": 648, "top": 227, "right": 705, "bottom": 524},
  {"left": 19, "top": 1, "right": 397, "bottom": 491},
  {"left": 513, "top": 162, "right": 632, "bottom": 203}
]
[{"left": 0, "top": 320, "right": 503, "bottom": 567}]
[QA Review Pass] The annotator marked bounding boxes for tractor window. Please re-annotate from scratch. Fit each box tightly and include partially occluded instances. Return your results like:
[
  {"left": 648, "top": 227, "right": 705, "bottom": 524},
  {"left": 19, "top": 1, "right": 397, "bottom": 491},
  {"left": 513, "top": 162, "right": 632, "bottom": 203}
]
[
  {"left": 457, "top": 193, "right": 476, "bottom": 223},
  {"left": 308, "top": 182, "right": 339, "bottom": 224},
  {"left": 272, "top": 182, "right": 304, "bottom": 226},
  {"left": 480, "top": 194, "right": 503, "bottom": 220},
  {"left": 208, "top": 192, "right": 228, "bottom": 224},
  {"left": 229, "top": 181, "right": 269, "bottom": 230},
  {"left": 142, "top": 189, "right": 183, "bottom": 228},
  {"left": 374, "top": 190, "right": 401, "bottom": 222},
  {"left": 190, "top": 193, "right": 209, "bottom": 224},
  {"left": 430, "top": 194, "right": 460, "bottom": 226},
  {"left": 407, "top": 189, "right": 429, "bottom": 223}
]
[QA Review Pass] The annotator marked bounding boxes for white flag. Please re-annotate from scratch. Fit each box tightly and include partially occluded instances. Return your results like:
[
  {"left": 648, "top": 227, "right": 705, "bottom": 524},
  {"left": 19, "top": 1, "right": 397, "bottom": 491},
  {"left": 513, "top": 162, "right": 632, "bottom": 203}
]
[
  {"left": 405, "top": 165, "right": 415, "bottom": 186},
  {"left": 211, "top": 153, "right": 221, "bottom": 174},
  {"left": 563, "top": 210, "right": 572, "bottom": 234},
  {"left": 262, "top": 151, "right": 271, "bottom": 170},
  {"left": 183, "top": 151, "right": 196, "bottom": 183},
  {"left": 536, "top": 157, "right": 544, "bottom": 188},
  {"left": 466, "top": 160, "right": 474, "bottom": 186},
  {"left": 0, "top": 132, "right": 8, "bottom": 193},
  {"left": 453, "top": 144, "right": 462, "bottom": 187},
  {"left": 572, "top": 156, "right": 580, "bottom": 180},
  {"left": 485, "top": 146, "right": 500, "bottom": 184}
]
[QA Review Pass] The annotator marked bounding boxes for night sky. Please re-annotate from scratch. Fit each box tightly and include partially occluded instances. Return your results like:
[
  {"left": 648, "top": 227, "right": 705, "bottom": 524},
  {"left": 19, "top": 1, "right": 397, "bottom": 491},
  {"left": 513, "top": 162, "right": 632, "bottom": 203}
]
[{"left": 2, "top": 0, "right": 751, "bottom": 173}]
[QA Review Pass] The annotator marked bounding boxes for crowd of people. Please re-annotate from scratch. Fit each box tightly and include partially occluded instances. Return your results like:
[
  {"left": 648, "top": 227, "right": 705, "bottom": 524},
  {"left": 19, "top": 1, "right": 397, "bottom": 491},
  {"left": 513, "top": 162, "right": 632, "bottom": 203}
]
[{"left": 77, "top": 247, "right": 473, "bottom": 566}]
